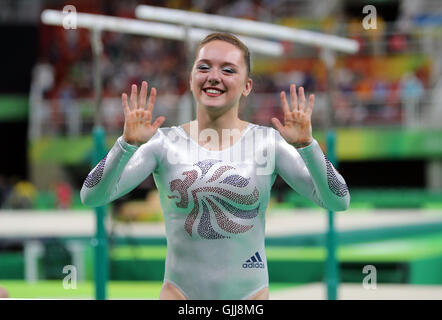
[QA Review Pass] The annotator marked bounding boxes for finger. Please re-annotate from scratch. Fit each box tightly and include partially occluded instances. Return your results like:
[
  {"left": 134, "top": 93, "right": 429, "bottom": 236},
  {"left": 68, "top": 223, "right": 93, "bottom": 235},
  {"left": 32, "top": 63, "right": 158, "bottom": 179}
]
[
  {"left": 122, "top": 93, "right": 130, "bottom": 115},
  {"left": 298, "top": 86, "right": 306, "bottom": 111},
  {"left": 290, "top": 84, "right": 298, "bottom": 111},
  {"left": 130, "top": 84, "right": 138, "bottom": 109},
  {"left": 147, "top": 87, "right": 157, "bottom": 113},
  {"left": 145, "top": 109, "right": 152, "bottom": 124},
  {"left": 280, "top": 91, "right": 290, "bottom": 115},
  {"left": 141, "top": 109, "right": 149, "bottom": 123},
  {"left": 307, "top": 94, "right": 315, "bottom": 116},
  {"left": 271, "top": 117, "right": 284, "bottom": 133},
  {"left": 138, "top": 81, "right": 148, "bottom": 109},
  {"left": 152, "top": 116, "right": 166, "bottom": 130}
]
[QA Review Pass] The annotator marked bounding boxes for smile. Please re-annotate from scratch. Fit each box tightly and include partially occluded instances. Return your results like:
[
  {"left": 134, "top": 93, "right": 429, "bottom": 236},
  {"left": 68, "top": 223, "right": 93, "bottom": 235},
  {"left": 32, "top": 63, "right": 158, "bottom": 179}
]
[{"left": 203, "top": 88, "right": 225, "bottom": 97}]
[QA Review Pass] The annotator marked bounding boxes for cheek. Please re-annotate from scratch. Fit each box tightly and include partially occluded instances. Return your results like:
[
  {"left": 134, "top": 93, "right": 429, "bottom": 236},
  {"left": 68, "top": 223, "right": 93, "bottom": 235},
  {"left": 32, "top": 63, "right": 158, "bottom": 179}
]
[{"left": 191, "top": 73, "right": 205, "bottom": 89}]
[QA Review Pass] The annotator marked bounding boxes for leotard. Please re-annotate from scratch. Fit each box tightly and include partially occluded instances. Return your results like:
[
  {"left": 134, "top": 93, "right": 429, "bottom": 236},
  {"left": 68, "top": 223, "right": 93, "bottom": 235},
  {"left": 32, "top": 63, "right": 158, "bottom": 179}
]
[{"left": 81, "top": 123, "right": 350, "bottom": 299}]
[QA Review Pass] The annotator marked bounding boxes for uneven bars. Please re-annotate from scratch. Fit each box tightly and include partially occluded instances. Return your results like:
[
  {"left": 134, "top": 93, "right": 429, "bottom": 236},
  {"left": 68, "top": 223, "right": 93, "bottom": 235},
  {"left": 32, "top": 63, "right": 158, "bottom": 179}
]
[
  {"left": 41, "top": 10, "right": 283, "bottom": 56},
  {"left": 135, "top": 5, "right": 359, "bottom": 54}
]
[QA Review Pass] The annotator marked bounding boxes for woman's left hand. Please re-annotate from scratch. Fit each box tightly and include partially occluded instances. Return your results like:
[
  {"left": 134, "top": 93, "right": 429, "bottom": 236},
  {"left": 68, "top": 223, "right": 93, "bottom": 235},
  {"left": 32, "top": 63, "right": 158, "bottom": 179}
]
[{"left": 271, "top": 84, "right": 314, "bottom": 148}]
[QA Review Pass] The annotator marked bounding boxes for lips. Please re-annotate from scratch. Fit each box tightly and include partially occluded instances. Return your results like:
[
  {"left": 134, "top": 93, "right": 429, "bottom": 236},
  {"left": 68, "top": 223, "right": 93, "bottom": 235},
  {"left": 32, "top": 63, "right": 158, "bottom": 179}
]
[{"left": 203, "top": 87, "right": 225, "bottom": 97}]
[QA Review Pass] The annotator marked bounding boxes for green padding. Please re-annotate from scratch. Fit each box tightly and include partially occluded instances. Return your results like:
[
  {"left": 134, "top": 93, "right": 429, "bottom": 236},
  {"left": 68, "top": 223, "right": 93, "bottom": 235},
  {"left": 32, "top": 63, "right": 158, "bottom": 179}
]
[
  {"left": 110, "top": 246, "right": 167, "bottom": 260},
  {"left": 0, "top": 280, "right": 296, "bottom": 299},
  {"left": 340, "top": 263, "right": 408, "bottom": 283},
  {"left": 266, "top": 247, "right": 325, "bottom": 260},
  {"left": 3, "top": 233, "right": 442, "bottom": 284},
  {"left": 111, "top": 260, "right": 165, "bottom": 281},
  {"left": 0, "top": 253, "right": 24, "bottom": 279},
  {"left": 0, "top": 280, "right": 163, "bottom": 299},
  {"left": 0, "top": 95, "right": 28, "bottom": 120},
  {"left": 30, "top": 136, "right": 119, "bottom": 165},
  {"left": 283, "top": 189, "right": 442, "bottom": 209},
  {"left": 339, "top": 234, "right": 442, "bottom": 261},
  {"left": 109, "top": 233, "right": 442, "bottom": 262},
  {"left": 410, "top": 256, "right": 442, "bottom": 284},
  {"left": 29, "top": 128, "right": 442, "bottom": 164},
  {"left": 268, "top": 261, "right": 324, "bottom": 283}
]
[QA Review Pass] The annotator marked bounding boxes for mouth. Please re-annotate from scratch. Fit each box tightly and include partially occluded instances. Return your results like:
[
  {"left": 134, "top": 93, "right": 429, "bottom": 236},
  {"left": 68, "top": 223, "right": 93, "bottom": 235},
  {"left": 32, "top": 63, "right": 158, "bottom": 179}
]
[{"left": 203, "top": 87, "right": 225, "bottom": 97}]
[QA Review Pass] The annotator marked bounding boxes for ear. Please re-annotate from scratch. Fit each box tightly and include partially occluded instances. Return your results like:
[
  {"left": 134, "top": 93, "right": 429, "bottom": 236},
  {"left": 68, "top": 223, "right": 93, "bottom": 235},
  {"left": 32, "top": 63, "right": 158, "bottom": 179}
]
[{"left": 242, "top": 78, "right": 253, "bottom": 97}]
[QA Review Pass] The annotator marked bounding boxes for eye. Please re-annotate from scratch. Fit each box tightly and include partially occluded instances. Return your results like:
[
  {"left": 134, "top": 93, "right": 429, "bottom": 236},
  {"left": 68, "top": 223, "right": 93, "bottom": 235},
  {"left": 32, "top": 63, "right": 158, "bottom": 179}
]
[
  {"left": 222, "top": 67, "right": 236, "bottom": 74},
  {"left": 197, "top": 64, "right": 210, "bottom": 71}
]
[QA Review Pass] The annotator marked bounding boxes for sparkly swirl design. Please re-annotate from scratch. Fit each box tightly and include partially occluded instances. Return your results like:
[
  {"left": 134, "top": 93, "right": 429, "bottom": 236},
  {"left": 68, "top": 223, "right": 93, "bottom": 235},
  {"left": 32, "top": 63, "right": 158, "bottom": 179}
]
[
  {"left": 83, "top": 156, "right": 107, "bottom": 188},
  {"left": 168, "top": 159, "right": 260, "bottom": 239},
  {"left": 324, "top": 155, "right": 349, "bottom": 197}
]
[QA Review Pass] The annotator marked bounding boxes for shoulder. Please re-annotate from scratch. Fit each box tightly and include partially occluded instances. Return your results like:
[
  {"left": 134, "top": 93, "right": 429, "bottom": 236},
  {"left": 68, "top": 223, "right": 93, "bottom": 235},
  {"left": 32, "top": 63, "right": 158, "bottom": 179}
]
[
  {"left": 248, "top": 123, "right": 282, "bottom": 140},
  {"left": 136, "top": 126, "right": 180, "bottom": 149},
  {"left": 154, "top": 126, "right": 185, "bottom": 138},
  {"left": 248, "top": 122, "right": 275, "bottom": 133}
]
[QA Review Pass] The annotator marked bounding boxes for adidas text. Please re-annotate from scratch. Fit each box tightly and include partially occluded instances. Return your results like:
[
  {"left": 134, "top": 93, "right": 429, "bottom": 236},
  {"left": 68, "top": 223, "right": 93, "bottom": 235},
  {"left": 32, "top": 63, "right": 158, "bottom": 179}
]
[{"left": 242, "top": 262, "right": 265, "bottom": 269}]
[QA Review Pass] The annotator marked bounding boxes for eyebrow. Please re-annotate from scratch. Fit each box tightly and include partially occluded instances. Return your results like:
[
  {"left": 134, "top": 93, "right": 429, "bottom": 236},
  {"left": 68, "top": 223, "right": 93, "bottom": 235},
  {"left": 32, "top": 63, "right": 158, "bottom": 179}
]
[{"left": 196, "top": 59, "right": 239, "bottom": 68}]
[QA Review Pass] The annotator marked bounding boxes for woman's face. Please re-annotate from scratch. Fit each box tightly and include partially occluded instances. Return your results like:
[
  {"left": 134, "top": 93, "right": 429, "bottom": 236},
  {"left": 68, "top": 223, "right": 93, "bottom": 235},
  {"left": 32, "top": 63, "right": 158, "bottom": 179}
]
[{"left": 190, "top": 40, "right": 252, "bottom": 113}]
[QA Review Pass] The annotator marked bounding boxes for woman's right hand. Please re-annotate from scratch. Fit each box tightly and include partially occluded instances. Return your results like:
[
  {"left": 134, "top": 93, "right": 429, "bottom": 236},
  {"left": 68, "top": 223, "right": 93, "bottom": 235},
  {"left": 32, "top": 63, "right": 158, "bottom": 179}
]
[{"left": 122, "top": 81, "right": 165, "bottom": 146}]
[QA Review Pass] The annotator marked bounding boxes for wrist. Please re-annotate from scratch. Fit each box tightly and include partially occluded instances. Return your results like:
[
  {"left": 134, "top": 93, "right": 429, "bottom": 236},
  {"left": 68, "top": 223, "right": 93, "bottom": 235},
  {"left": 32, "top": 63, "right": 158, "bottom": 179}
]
[
  {"left": 292, "top": 139, "right": 313, "bottom": 149},
  {"left": 122, "top": 136, "right": 142, "bottom": 147}
]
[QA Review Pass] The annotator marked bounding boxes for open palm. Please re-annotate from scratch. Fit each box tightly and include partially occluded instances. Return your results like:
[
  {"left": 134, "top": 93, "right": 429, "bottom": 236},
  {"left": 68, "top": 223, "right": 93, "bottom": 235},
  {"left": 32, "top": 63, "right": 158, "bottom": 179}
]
[
  {"left": 122, "top": 81, "right": 165, "bottom": 146},
  {"left": 271, "top": 84, "right": 314, "bottom": 148}
]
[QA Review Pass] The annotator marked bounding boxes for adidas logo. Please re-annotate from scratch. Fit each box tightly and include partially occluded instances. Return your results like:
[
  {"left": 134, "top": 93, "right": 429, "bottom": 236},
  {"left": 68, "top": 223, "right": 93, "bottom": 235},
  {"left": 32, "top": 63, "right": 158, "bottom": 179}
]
[{"left": 242, "top": 251, "right": 265, "bottom": 269}]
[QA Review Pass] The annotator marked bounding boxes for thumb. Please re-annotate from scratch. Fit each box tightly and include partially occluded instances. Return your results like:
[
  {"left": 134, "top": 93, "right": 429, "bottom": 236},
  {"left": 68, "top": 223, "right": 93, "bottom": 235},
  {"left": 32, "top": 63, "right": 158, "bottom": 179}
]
[
  {"left": 152, "top": 116, "right": 166, "bottom": 130},
  {"left": 271, "top": 117, "right": 284, "bottom": 133}
]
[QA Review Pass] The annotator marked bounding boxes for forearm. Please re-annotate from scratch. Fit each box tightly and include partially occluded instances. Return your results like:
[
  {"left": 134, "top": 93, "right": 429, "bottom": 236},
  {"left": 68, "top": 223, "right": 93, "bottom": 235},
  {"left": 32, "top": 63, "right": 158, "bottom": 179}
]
[
  {"left": 80, "top": 137, "right": 138, "bottom": 207},
  {"left": 296, "top": 139, "right": 350, "bottom": 211}
]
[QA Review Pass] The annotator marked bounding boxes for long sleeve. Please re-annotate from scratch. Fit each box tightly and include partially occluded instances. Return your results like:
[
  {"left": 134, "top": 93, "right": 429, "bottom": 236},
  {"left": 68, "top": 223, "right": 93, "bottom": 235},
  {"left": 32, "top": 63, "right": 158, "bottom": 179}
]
[
  {"left": 274, "top": 130, "right": 350, "bottom": 211},
  {"left": 80, "top": 130, "right": 164, "bottom": 207}
]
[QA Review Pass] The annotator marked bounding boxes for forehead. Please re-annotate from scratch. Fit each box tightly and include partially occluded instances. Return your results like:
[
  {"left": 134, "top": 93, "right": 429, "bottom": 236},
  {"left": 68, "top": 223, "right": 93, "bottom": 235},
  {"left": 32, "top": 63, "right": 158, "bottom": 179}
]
[{"left": 195, "top": 40, "right": 244, "bottom": 66}]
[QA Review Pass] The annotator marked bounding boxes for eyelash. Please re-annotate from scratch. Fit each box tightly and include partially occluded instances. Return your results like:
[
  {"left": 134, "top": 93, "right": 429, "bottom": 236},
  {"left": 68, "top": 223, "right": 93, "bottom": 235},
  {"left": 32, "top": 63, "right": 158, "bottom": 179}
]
[{"left": 197, "top": 65, "right": 236, "bottom": 74}]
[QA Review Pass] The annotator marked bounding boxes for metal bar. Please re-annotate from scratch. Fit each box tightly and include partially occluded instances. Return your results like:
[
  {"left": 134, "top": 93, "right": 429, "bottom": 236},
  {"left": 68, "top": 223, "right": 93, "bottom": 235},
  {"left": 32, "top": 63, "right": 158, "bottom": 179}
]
[
  {"left": 136, "top": 5, "right": 359, "bottom": 53},
  {"left": 41, "top": 10, "right": 283, "bottom": 57}
]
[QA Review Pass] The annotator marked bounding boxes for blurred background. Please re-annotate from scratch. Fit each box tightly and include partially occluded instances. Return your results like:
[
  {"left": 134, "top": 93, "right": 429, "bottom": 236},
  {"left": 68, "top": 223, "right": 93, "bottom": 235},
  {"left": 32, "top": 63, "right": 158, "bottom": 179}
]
[{"left": 1, "top": 0, "right": 442, "bottom": 299}]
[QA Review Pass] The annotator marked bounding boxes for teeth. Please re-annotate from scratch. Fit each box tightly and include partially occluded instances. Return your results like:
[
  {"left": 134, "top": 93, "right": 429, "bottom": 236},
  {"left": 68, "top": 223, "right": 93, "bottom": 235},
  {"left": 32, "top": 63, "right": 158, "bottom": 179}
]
[{"left": 206, "top": 89, "right": 222, "bottom": 94}]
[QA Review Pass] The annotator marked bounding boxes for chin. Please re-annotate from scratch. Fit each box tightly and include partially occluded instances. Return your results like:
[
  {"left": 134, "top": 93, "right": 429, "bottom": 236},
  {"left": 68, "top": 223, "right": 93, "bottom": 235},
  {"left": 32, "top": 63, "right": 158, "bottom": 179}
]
[{"left": 201, "top": 100, "right": 226, "bottom": 109}]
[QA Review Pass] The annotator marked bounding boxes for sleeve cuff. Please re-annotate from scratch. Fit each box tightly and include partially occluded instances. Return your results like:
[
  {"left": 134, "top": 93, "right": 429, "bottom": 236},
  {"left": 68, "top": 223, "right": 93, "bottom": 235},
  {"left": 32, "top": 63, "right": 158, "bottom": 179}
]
[
  {"left": 117, "top": 136, "right": 139, "bottom": 153},
  {"left": 295, "top": 139, "right": 322, "bottom": 163}
]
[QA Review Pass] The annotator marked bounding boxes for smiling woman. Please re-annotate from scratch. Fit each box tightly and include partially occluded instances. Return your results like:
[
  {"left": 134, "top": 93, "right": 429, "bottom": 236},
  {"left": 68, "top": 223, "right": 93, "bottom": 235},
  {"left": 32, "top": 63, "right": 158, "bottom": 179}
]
[
  {"left": 80, "top": 32, "right": 350, "bottom": 300},
  {"left": 190, "top": 38, "right": 253, "bottom": 123}
]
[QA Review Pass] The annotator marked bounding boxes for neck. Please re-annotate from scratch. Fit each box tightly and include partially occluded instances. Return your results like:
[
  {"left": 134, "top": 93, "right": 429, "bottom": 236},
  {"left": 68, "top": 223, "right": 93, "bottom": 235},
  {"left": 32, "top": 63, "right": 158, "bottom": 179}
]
[
  {"left": 195, "top": 103, "right": 242, "bottom": 132},
  {"left": 186, "top": 103, "right": 248, "bottom": 149}
]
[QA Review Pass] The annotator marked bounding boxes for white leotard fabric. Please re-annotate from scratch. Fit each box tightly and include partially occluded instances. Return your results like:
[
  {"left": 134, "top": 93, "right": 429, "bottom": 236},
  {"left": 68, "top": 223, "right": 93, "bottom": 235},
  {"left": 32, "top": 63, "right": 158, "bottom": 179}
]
[{"left": 81, "top": 123, "right": 350, "bottom": 299}]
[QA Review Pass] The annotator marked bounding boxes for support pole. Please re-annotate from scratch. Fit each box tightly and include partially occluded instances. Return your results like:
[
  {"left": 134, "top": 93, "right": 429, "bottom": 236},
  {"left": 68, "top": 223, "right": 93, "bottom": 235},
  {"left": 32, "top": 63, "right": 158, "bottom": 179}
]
[
  {"left": 326, "top": 131, "right": 338, "bottom": 300},
  {"left": 321, "top": 48, "right": 339, "bottom": 300},
  {"left": 91, "top": 28, "right": 108, "bottom": 300}
]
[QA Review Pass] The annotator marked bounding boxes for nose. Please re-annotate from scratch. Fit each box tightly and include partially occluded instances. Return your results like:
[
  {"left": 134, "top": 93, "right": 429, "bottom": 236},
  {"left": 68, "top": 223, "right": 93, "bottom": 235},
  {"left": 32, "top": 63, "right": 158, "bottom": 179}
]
[{"left": 207, "top": 68, "right": 221, "bottom": 85}]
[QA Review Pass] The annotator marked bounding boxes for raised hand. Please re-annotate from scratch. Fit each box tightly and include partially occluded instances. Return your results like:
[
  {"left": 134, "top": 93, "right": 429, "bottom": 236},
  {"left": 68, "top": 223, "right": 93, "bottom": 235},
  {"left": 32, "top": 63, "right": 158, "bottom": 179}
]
[
  {"left": 122, "top": 81, "right": 165, "bottom": 146},
  {"left": 271, "top": 84, "right": 314, "bottom": 148}
]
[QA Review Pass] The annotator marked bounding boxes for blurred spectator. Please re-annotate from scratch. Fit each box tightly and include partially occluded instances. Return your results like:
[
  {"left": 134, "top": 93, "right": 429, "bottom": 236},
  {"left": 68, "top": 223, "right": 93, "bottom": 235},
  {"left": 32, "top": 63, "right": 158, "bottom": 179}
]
[
  {"left": 399, "top": 72, "right": 424, "bottom": 127},
  {"left": 55, "top": 181, "right": 73, "bottom": 209},
  {"left": 5, "top": 180, "right": 37, "bottom": 209},
  {"left": 58, "top": 78, "right": 80, "bottom": 136},
  {"left": 388, "top": 34, "right": 409, "bottom": 53},
  {"left": 32, "top": 0, "right": 433, "bottom": 134},
  {"left": 399, "top": 72, "right": 425, "bottom": 100},
  {"left": 336, "top": 68, "right": 355, "bottom": 95}
]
